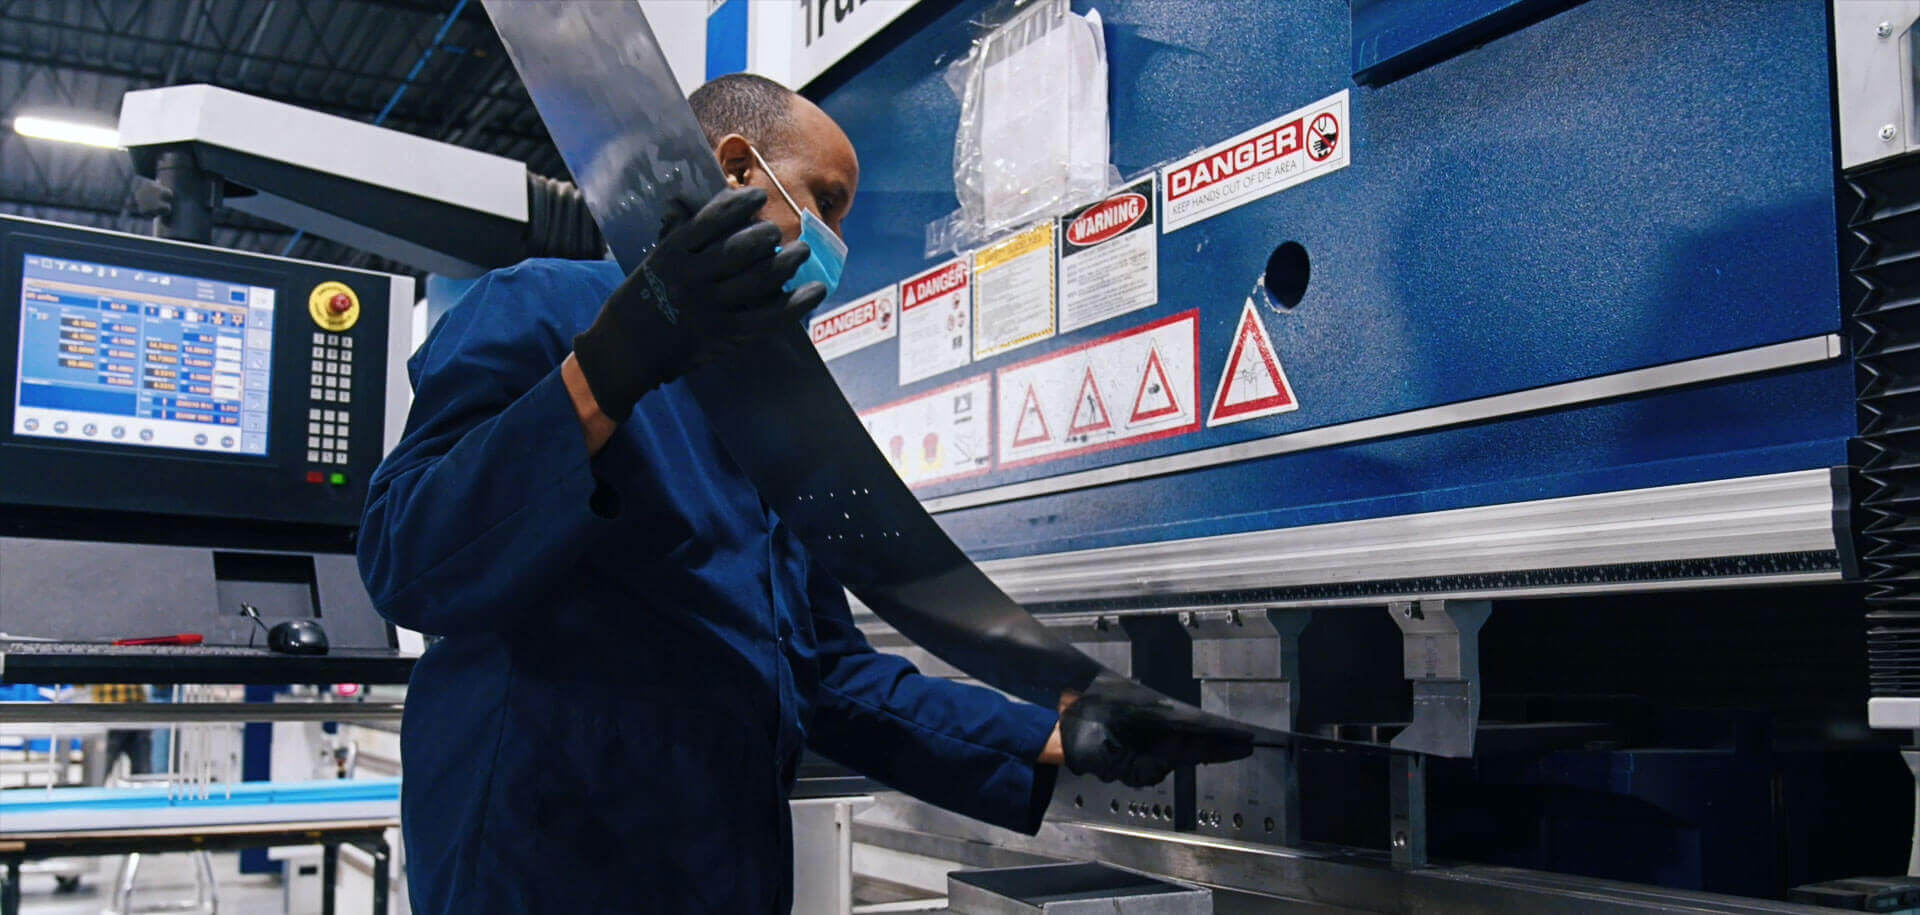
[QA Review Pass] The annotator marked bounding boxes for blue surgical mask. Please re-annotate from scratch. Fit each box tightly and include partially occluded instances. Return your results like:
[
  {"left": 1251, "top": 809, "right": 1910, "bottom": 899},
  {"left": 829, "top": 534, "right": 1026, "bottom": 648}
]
[{"left": 749, "top": 146, "right": 847, "bottom": 298}]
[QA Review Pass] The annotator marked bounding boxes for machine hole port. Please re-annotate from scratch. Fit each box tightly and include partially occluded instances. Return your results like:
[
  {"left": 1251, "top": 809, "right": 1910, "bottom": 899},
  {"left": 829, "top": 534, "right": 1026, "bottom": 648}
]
[
  {"left": 1263, "top": 241, "right": 1310, "bottom": 310},
  {"left": 1264, "top": 817, "right": 1276, "bottom": 833},
  {"left": 1110, "top": 799, "right": 1121, "bottom": 813},
  {"left": 1232, "top": 813, "right": 1244, "bottom": 829},
  {"left": 1073, "top": 795, "right": 1084, "bottom": 808}
]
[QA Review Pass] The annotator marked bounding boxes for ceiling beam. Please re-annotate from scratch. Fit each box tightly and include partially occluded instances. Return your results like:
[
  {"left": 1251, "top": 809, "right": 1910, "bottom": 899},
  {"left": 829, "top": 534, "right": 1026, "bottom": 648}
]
[{"left": 0, "top": 12, "right": 527, "bottom": 111}]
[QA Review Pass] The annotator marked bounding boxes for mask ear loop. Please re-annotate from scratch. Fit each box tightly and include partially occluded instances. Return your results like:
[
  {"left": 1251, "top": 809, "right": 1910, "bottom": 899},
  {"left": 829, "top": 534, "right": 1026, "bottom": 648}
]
[{"left": 747, "top": 145, "right": 809, "bottom": 220}]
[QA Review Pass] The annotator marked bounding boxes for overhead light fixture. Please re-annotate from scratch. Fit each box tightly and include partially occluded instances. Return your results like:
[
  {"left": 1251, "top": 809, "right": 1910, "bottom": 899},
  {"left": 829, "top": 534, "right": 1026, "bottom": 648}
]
[{"left": 12, "top": 115, "right": 121, "bottom": 149}]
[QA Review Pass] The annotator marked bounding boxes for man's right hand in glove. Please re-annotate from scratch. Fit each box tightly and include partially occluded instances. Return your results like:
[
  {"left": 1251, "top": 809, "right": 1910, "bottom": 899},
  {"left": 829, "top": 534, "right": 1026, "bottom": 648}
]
[
  {"left": 563, "top": 186, "right": 826, "bottom": 451},
  {"left": 1058, "top": 692, "right": 1255, "bottom": 788}
]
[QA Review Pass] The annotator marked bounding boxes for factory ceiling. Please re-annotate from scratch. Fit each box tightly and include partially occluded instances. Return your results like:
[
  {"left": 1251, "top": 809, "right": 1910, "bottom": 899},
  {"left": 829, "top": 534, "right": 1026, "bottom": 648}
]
[{"left": 0, "top": 0, "right": 565, "bottom": 275}]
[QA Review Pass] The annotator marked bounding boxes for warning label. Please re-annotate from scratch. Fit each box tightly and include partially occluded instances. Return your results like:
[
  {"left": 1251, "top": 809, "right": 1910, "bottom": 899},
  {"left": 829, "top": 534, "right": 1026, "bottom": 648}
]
[
  {"left": 1159, "top": 89, "right": 1350, "bottom": 233},
  {"left": 995, "top": 310, "right": 1200, "bottom": 468},
  {"left": 809, "top": 283, "right": 896, "bottom": 362},
  {"left": 1206, "top": 300, "right": 1298, "bottom": 427},
  {"left": 861, "top": 373, "right": 994, "bottom": 488},
  {"left": 972, "top": 221, "right": 1056, "bottom": 360},
  {"left": 899, "top": 258, "right": 971, "bottom": 385},
  {"left": 1058, "top": 177, "right": 1158, "bottom": 334}
]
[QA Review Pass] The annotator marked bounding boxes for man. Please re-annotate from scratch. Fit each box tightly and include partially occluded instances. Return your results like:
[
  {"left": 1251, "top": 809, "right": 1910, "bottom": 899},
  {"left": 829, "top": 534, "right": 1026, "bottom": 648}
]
[{"left": 359, "top": 73, "right": 1248, "bottom": 913}]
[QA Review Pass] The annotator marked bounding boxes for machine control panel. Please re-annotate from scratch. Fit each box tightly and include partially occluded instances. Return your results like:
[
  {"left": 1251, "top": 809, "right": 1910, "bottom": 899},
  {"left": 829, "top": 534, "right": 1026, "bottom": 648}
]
[{"left": 0, "top": 214, "right": 408, "bottom": 529}]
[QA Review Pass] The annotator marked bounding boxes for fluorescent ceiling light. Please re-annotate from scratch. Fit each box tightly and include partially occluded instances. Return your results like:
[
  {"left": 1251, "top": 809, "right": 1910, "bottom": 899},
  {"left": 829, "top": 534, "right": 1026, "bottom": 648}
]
[{"left": 12, "top": 115, "right": 121, "bottom": 149}]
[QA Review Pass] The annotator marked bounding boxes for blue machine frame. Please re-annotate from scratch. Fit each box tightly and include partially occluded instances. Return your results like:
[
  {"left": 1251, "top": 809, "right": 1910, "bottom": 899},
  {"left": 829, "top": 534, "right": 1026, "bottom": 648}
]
[{"left": 809, "top": 0, "right": 1851, "bottom": 583}]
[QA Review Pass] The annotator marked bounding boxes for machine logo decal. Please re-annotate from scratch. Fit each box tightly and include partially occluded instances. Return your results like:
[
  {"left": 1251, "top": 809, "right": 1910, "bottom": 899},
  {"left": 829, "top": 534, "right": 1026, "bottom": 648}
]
[
  {"left": 1207, "top": 300, "right": 1299, "bottom": 427},
  {"left": 995, "top": 310, "right": 1200, "bottom": 468},
  {"left": 1160, "top": 89, "right": 1351, "bottom": 233},
  {"left": 1065, "top": 193, "right": 1148, "bottom": 247}
]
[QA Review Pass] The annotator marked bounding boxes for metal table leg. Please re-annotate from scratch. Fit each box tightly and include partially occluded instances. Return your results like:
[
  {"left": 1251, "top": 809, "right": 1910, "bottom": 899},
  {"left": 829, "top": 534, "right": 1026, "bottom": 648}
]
[
  {"left": 368, "top": 837, "right": 390, "bottom": 915},
  {"left": 3, "top": 857, "right": 20, "bottom": 915},
  {"left": 322, "top": 842, "right": 338, "bottom": 915}
]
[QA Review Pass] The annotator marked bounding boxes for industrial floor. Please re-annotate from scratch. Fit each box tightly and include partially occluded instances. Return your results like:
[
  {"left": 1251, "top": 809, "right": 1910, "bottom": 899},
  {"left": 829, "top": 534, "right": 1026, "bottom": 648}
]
[{"left": 12, "top": 852, "right": 285, "bottom": 914}]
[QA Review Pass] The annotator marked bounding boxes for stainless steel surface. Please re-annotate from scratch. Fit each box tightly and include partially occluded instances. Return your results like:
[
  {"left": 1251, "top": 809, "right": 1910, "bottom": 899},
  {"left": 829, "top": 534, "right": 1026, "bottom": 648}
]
[
  {"left": 484, "top": 0, "right": 1387, "bottom": 755},
  {"left": 918, "top": 469, "right": 1842, "bottom": 611},
  {"left": 921, "top": 335, "right": 1843, "bottom": 514},
  {"left": 1387, "top": 601, "right": 1489, "bottom": 758},
  {"left": 0, "top": 703, "right": 404, "bottom": 725},
  {"left": 1192, "top": 611, "right": 1309, "bottom": 844},
  {"left": 1388, "top": 755, "right": 1426, "bottom": 869},
  {"left": 857, "top": 793, "right": 1846, "bottom": 914},
  {"left": 947, "top": 862, "right": 1211, "bottom": 914},
  {"left": 1834, "top": 1, "right": 1920, "bottom": 169}
]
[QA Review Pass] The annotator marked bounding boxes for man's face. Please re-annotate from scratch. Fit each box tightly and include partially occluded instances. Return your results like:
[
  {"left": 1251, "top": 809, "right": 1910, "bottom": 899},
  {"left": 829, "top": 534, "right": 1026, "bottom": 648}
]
[{"left": 717, "top": 96, "right": 860, "bottom": 245}]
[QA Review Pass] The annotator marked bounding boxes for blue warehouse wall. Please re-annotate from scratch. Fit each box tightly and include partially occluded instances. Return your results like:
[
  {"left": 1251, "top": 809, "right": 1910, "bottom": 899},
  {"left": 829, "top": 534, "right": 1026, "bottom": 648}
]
[{"left": 806, "top": 0, "right": 1849, "bottom": 560}]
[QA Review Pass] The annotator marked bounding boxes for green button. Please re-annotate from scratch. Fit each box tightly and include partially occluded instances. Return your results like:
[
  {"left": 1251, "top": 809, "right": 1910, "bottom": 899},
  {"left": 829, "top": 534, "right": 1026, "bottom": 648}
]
[{"left": 329, "top": 472, "right": 347, "bottom": 486}]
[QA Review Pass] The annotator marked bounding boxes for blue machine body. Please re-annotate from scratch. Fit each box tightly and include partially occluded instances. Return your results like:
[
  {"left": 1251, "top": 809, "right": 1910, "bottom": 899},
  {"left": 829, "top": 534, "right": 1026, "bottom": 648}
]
[{"left": 809, "top": 0, "right": 1849, "bottom": 565}]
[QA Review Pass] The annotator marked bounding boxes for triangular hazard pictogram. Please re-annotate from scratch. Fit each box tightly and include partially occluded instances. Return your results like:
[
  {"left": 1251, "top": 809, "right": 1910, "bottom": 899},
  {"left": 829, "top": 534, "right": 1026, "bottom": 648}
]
[
  {"left": 1207, "top": 300, "right": 1299, "bottom": 427},
  {"left": 1011, "top": 384, "right": 1052, "bottom": 447},
  {"left": 1130, "top": 346, "right": 1181, "bottom": 423},
  {"left": 1067, "top": 367, "right": 1111, "bottom": 435}
]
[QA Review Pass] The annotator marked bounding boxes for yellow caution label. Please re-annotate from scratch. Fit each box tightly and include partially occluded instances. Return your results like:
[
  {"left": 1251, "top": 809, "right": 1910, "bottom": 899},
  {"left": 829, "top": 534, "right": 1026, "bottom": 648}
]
[{"left": 308, "top": 281, "right": 360, "bottom": 332}]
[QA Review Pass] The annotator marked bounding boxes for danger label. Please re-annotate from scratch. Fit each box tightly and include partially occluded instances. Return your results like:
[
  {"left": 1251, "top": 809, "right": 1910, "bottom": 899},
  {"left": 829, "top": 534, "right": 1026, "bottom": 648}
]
[
  {"left": 861, "top": 373, "right": 994, "bottom": 488},
  {"left": 809, "top": 283, "right": 896, "bottom": 362},
  {"left": 1206, "top": 300, "right": 1299, "bottom": 427},
  {"left": 1160, "top": 90, "right": 1350, "bottom": 233},
  {"left": 899, "top": 258, "right": 971, "bottom": 385},
  {"left": 995, "top": 311, "right": 1200, "bottom": 469}
]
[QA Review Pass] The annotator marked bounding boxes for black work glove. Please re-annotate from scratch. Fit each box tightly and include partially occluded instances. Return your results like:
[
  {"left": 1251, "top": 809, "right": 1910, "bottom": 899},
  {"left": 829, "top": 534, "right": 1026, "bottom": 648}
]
[
  {"left": 572, "top": 186, "right": 827, "bottom": 419},
  {"left": 1059, "top": 693, "right": 1255, "bottom": 787}
]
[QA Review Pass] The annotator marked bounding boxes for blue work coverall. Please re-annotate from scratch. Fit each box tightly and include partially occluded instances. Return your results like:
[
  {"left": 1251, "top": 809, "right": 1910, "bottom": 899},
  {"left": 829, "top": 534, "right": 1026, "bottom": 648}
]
[{"left": 358, "top": 259, "right": 1060, "bottom": 913}]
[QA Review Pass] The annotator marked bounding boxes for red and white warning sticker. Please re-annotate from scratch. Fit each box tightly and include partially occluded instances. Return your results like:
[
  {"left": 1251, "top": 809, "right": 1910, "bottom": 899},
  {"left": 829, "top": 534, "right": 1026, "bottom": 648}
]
[
  {"left": 1206, "top": 300, "right": 1298, "bottom": 427},
  {"left": 809, "top": 283, "right": 897, "bottom": 362},
  {"left": 1159, "top": 89, "right": 1349, "bottom": 233},
  {"left": 860, "top": 373, "right": 994, "bottom": 488},
  {"left": 995, "top": 310, "right": 1200, "bottom": 469},
  {"left": 898, "top": 258, "right": 972, "bottom": 385}
]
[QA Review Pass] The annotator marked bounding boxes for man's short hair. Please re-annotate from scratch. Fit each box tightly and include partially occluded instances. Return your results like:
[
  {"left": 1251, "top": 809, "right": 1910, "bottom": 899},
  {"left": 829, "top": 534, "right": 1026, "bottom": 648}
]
[{"left": 689, "top": 72, "right": 798, "bottom": 154}]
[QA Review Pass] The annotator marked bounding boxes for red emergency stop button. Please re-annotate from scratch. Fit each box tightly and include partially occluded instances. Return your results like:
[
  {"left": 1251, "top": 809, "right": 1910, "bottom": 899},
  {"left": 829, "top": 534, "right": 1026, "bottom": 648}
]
[{"left": 329, "top": 292, "right": 352, "bottom": 314}]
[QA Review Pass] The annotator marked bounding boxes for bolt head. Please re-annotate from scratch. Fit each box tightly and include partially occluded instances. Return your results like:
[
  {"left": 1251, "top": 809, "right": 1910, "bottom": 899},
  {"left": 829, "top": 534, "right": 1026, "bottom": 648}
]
[
  {"left": 1393, "top": 831, "right": 1409, "bottom": 848},
  {"left": 1878, "top": 21, "right": 1893, "bottom": 37},
  {"left": 1883, "top": 124, "right": 1900, "bottom": 142}
]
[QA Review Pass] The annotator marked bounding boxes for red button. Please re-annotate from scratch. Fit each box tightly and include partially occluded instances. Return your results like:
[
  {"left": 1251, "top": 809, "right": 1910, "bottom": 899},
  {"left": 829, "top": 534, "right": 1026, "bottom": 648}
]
[
  {"left": 306, "top": 471, "right": 324, "bottom": 484},
  {"left": 329, "top": 292, "right": 352, "bottom": 314}
]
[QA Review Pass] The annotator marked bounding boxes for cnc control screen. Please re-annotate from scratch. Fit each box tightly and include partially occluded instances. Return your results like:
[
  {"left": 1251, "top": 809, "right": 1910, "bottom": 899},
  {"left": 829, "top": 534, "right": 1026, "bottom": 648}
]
[{"left": 12, "top": 253, "right": 275, "bottom": 456}]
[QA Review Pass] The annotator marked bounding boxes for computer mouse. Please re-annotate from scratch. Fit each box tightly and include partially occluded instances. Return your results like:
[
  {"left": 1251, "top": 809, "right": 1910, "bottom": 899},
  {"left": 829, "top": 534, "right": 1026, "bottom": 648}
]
[{"left": 267, "top": 619, "right": 330, "bottom": 655}]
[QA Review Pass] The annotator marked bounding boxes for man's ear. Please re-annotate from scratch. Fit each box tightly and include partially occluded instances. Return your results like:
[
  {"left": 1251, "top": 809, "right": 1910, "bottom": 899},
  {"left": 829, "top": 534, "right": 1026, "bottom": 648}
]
[{"left": 715, "top": 134, "right": 755, "bottom": 188}]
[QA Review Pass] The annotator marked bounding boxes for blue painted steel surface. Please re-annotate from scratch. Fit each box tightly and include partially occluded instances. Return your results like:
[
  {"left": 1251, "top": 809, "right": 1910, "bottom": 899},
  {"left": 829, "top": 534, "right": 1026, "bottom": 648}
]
[
  {"left": 1349, "top": 0, "right": 1586, "bottom": 86},
  {"left": 940, "top": 362, "right": 1853, "bottom": 560},
  {"left": 811, "top": 0, "right": 1847, "bottom": 556}
]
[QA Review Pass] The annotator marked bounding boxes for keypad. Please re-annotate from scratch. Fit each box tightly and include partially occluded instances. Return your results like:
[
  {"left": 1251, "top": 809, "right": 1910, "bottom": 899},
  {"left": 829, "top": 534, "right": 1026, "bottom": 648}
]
[{"left": 307, "top": 337, "right": 354, "bottom": 466}]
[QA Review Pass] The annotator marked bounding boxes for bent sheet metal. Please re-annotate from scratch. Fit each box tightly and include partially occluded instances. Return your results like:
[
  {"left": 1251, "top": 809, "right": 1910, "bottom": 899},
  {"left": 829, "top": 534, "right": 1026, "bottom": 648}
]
[{"left": 481, "top": 0, "right": 1395, "bottom": 756}]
